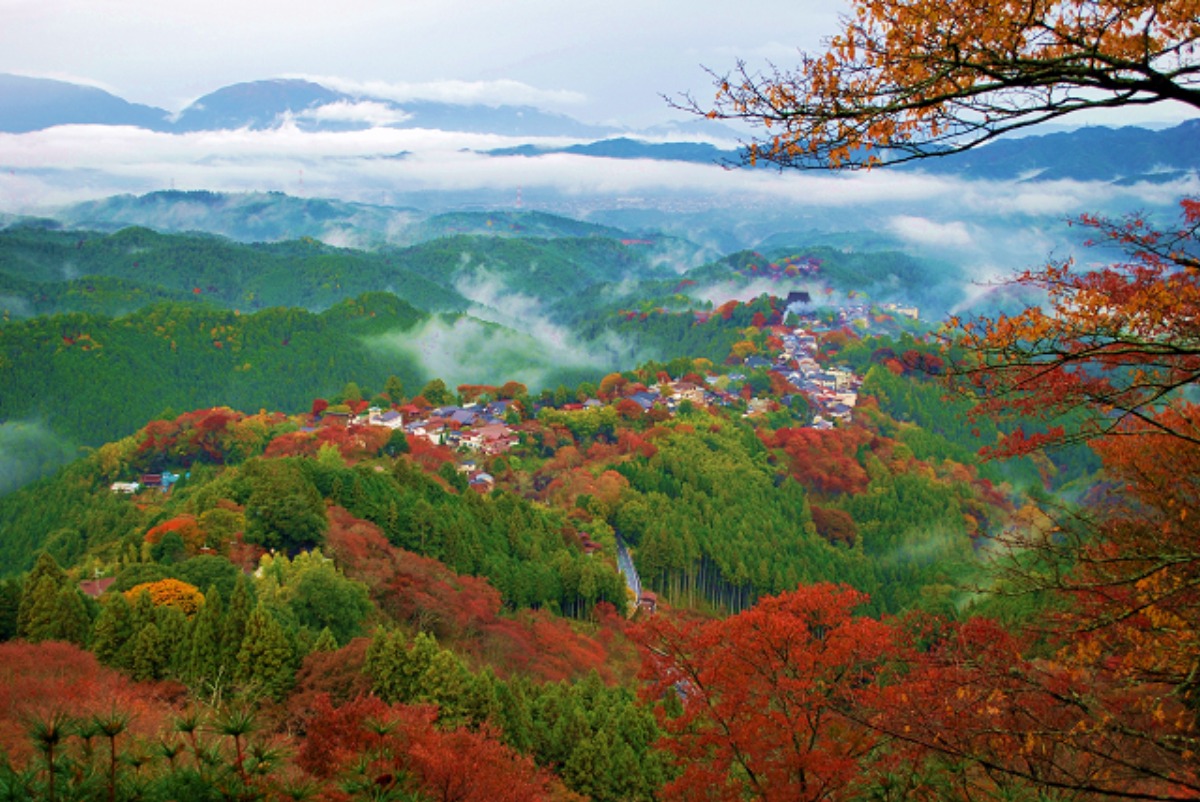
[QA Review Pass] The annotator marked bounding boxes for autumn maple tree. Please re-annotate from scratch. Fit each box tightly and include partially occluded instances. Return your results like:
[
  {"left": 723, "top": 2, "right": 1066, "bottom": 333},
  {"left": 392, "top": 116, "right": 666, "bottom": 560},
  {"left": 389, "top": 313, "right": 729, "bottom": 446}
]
[
  {"left": 951, "top": 199, "right": 1200, "bottom": 452},
  {"left": 636, "top": 584, "right": 900, "bottom": 801},
  {"left": 683, "top": 0, "right": 1200, "bottom": 168}
]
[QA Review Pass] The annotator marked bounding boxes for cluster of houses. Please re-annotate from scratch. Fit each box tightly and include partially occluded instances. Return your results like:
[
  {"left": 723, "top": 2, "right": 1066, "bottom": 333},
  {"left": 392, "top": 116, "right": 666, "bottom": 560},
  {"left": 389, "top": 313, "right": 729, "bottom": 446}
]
[
  {"left": 768, "top": 328, "right": 861, "bottom": 429},
  {"left": 376, "top": 399, "right": 521, "bottom": 456},
  {"left": 109, "top": 470, "right": 183, "bottom": 495}
]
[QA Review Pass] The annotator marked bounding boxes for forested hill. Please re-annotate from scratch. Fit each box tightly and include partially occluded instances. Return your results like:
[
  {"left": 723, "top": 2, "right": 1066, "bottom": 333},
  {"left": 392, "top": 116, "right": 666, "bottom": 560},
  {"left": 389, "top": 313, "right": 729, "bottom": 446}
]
[
  {"left": 0, "top": 224, "right": 469, "bottom": 315},
  {"left": 0, "top": 221, "right": 689, "bottom": 322},
  {"left": 0, "top": 293, "right": 428, "bottom": 447}
]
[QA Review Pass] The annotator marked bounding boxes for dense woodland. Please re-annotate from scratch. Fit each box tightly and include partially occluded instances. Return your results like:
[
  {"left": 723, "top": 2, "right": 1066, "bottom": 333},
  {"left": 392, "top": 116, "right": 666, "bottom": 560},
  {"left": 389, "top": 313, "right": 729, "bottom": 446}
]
[{"left": 2, "top": 169, "right": 1198, "bottom": 800}]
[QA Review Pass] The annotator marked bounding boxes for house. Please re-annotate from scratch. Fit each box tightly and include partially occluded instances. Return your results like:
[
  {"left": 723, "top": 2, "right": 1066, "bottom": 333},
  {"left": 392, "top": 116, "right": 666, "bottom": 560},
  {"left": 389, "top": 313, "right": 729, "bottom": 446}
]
[
  {"left": 638, "top": 590, "right": 658, "bottom": 614},
  {"left": 745, "top": 398, "right": 773, "bottom": 416},
  {"left": 110, "top": 481, "right": 139, "bottom": 494},
  {"left": 669, "top": 382, "right": 706, "bottom": 405},
  {"left": 628, "top": 391, "right": 659, "bottom": 411},
  {"left": 485, "top": 399, "right": 513, "bottom": 417},
  {"left": 79, "top": 577, "right": 116, "bottom": 598},
  {"left": 370, "top": 409, "right": 404, "bottom": 429},
  {"left": 469, "top": 472, "right": 495, "bottom": 492},
  {"left": 450, "top": 409, "right": 479, "bottom": 427},
  {"left": 457, "top": 431, "right": 484, "bottom": 450},
  {"left": 830, "top": 402, "right": 854, "bottom": 421}
]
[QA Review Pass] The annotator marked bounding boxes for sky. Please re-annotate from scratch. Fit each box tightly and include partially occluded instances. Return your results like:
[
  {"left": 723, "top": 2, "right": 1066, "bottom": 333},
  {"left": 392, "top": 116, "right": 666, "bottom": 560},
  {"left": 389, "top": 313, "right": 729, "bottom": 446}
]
[
  {"left": 6, "top": 0, "right": 1200, "bottom": 129},
  {"left": 0, "top": 0, "right": 848, "bottom": 127},
  {"left": 1, "top": 0, "right": 1197, "bottom": 277}
]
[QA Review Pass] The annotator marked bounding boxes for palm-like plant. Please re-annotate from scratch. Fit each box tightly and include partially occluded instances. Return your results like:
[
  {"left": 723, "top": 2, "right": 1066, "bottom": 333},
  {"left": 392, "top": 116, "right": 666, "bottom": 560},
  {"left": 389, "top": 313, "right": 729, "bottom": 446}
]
[{"left": 26, "top": 711, "right": 72, "bottom": 802}]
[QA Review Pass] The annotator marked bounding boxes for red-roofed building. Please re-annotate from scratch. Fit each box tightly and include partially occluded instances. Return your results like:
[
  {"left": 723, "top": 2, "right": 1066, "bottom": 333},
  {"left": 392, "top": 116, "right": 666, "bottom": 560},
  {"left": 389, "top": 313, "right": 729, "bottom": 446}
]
[{"left": 78, "top": 577, "right": 116, "bottom": 598}]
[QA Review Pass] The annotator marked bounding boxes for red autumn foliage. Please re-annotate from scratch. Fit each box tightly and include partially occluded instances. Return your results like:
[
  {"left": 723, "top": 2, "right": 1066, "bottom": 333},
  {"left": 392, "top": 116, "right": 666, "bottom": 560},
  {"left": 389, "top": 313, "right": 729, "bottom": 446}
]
[
  {"left": 0, "top": 642, "right": 183, "bottom": 767},
  {"left": 636, "top": 584, "right": 902, "bottom": 802},
  {"left": 765, "top": 426, "right": 872, "bottom": 495},
  {"left": 408, "top": 437, "right": 458, "bottom": 474},
  {"left": 616, "top": 429, "right": 658, "bottom": 459},
  {"left": 810, "top": 505, "right": 858, "bottom": 546},
  {"left": 325, "top": 506, "right": 620, "bottom": 683},
  {"left": 298, "top": 694, "right": 559, "bottom": 801},
  {"left": 457, "top": 384, "right": 499, "bottom": 403},
  {"left": 287, "top": 638, "right": 374, "bottom": 730},
  {"left": 143, "top": 514, "right": 205, "bottom": 551},
  {"left": 952, "top": 199, "right": 1200, "bottom": 454}
]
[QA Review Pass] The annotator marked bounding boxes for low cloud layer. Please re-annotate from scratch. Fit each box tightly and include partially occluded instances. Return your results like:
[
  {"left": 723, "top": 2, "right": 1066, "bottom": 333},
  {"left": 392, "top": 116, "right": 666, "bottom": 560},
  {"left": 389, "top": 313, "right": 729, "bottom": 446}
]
[
  {"left": 0, "top": 123, "right": 1195, "bottom": 308},
  {"left": 364, "top": 315, "right": 631, "bottom": 392},
  {"left": 292, "top": 76, "right": 588, "bottom": 110},
  {"left": 887, "top": 216, "right": 973, "bottom": 248},
  {"left": 1, "top": 123, "right": 1193, "bottom": 225}
]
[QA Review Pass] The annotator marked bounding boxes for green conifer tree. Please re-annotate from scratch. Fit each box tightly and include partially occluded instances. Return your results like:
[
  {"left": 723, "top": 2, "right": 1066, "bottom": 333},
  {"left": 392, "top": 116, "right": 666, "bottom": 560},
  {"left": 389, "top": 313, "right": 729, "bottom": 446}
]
[
  {"left": 16, "top": 552, "right": 66, "bottom": 638},
  {"left": 563, "top": 728, "right": 615, "bottom": 801},
  {"left": 221, "top": 575, "right": 253, "bottom": 672},
  {"left": 462, "top": 668, "right": 504, "bottom": 730},
  {"left": 364, "top": 627, "right": 411, "bottom": 703},
  {"left": 0, "top": 578, "right": 21, "bottom": 641},
  {"left": 19, "top": 575, "right": 63, "bottom": 642},
  {"left": 185, "top": 586, "right": 224, "bottom": 688},
  {"left": 311, "top": 627, "right": 338, "bottom": 653},
  {"left": 92, "top": 593, "right": 134, "bottom": 667},
  {"left": 420, "top": 648, "right": 470, "bottom": 722},
  {"left": 52, "top": 587, "right": 92, "bottom": 647},
  {"left": 156, "top": 605, "right": 190, "bottom": 679},
  {"left": 130, "top": 622, "right": 164, "bottom": 681},
  {"left": 234, "top": 605, "right": 294, "bottom": 701}
]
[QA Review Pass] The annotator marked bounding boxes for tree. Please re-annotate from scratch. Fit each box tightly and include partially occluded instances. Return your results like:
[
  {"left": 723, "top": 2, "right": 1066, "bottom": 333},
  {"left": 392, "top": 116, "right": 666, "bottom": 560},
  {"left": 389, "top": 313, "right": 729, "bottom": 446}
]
[
  {"left": 92, "top": 593, "right": 134, "bottom": 668},
  {"left": 382, "top": 374, "right": 405, "bottom": 403},
  {"left": 124, "top": 578, "right": 205, "bottom": 617},
  {"left": 241, "top": 458, "right": 328, "bottom": 552},
  {"left": 16, "top": 553, "right": 66, "bottom": 639},
  {"left": 684, "top": 0, "right": 1200, "bottom": 169},
  {"left": 636, "top": 584, "right": 899, "bottom": 801},
  {"left": 235, "top": 605, "right": 295, "bottom": 700},
  {"left": 420, "top": 379, "right": 453, "bottom": 407},
  {"left": 951, "top": 200, "right": 1200, "bottom": 453}
]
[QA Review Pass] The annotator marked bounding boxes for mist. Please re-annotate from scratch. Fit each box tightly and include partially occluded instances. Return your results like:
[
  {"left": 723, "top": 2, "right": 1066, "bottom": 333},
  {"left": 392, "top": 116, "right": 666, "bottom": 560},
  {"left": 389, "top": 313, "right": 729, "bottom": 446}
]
[
  {"left": 364, "top": 314, "right": 635, "bottom": 393},
  {"left": 0, "top": 420, "right": 78, "bottom": 496}
]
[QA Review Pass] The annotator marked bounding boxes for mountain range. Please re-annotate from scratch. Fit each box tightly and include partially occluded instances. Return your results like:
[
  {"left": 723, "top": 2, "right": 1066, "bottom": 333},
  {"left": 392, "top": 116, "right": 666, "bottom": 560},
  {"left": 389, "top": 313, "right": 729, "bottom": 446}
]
[
  {"left": 4, "top": 73, "right": 1198, "bottom": 183},
  {"left": 0, "top": 74, "right": 618, "bottom": 137}
]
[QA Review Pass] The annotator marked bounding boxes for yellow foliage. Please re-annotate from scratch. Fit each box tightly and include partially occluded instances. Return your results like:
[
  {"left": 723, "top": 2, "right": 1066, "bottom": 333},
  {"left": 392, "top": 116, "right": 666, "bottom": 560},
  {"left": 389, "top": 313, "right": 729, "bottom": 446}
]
[{"left": 125, "top": 578, "right": 205, "bottom": 617}]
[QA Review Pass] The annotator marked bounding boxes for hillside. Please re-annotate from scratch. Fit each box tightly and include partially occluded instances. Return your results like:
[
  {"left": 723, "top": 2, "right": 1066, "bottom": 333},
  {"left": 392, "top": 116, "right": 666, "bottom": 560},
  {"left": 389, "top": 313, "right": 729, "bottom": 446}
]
[{"left": 0, "top": 223, "right": 468, "bottom": 314}]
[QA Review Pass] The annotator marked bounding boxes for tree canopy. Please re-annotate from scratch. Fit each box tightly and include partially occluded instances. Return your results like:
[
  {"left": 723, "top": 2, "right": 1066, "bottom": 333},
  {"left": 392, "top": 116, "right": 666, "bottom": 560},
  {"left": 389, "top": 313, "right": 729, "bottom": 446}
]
[{"left": 685, "top": 0, "right": 1200, "bottom": 168}]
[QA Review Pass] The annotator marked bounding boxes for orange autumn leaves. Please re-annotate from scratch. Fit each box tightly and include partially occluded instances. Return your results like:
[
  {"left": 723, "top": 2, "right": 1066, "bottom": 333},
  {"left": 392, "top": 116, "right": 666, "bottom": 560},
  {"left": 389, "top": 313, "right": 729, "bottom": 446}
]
[
  {"left": 700, "top": 0, "right": 1200, "bottom": 168},
  {"left": 951, "top": 199, "right": 1200, "bottom": 456}
]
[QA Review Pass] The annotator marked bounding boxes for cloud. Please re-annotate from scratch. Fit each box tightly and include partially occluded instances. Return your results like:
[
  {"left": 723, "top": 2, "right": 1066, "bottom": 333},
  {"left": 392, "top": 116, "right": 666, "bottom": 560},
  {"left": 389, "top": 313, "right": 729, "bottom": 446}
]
[
  {"left": 887, "top": 215, "right": 973, "bottom": 248},
  {"left": 296, "top": 101, "right": 412, "bottom": 127},
  {"left": 365, "top": 315, "right": 626, "bottom": 391},
  {"left": 0, "top": 124, "right": 1193, "bottom": 258},
  {"left": 291, "top": 75, "right": 588, "bottom": 109}
]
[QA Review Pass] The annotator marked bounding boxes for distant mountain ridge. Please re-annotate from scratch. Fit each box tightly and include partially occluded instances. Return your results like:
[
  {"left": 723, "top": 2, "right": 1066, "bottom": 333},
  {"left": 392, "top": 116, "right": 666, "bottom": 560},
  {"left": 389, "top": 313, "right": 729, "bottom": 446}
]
[
  {"left": 0, "top": 74, "right": 616, "bottom": 138},
  {"left": 0, "top": 74, "right": 172, "bottom": 132},
  {"left": 1, "top": 73, "right": 1195, "bottom": 183}
]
